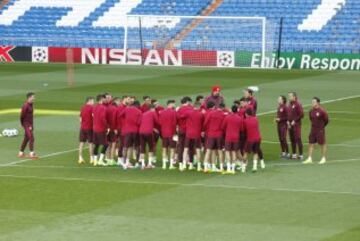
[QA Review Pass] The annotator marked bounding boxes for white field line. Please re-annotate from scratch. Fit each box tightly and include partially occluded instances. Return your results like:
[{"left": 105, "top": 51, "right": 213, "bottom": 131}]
[
  {"left": 0, "top": 172, "right": 359, "bottom": 196},
  {"left": 257, "top": 94, "right": 360, "bottom": 116},
  {"left": 261, "top": 140, "right": 359, "bottom": 148},
  {"left": 3, "top": 94, "right": 360, "bottom": 167},
  {"left": 7, "top": 158, "right": 359, "bottom": 170},
  {"left": 0, "top": 148, "right": 80, "bottom": 167},
  {"left": 327, "top": 111, "right": 360, "bottom": 115}
]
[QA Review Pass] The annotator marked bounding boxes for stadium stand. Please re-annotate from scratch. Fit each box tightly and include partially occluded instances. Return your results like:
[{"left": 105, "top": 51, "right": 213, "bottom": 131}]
[{"left": 0, "top": 0, "right": 358, "bottom": 53}]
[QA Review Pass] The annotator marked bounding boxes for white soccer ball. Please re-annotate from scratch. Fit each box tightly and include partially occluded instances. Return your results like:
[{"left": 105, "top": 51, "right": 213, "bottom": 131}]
[
  {"left": 2, "top": 128, "right": 19, "bottom": 137},
  {"left": 248, "top": 86, "right": 260, "bottom": 92}
]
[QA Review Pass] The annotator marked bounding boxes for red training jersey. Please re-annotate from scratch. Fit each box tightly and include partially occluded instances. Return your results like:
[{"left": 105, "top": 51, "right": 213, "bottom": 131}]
[
  {"left": 288, "top": 100, "right": 304, "bottom": 124},
  {"left": 139, "top": 111, "right": 159, "bottom": 134},
  {"left": 244, "top": 116, "right": 261, "bottom": 142},
  {"left": 183, "top": 108, "right": 204, "bottom": 139},
  {"left": 20, "top": 102, "right": 33, "bottom": 127},
  {"left": 204, "top": 109, "right": 225, "bottom": 138},
  {"left": 309, "top": 107, "right": 329, "bottom": 131},
  {"left": 93, "top": 104, "right": 108, "bottom": 132},
  {"left": 106, "top": 104, "right": 118, "bottom": 130},
  {"left": 121, "top": 106, "right": 142, "bottom": 134},
  {"left": 159, "top": 108, "right": 177, "bottom": 138},
  {"left": 222, "top": 113, "right": 244, "bottom": 142},
  {"left": 177, "top": 105, "right": 193, "bottom": 133},
  {"left": 80, "top": 104, "right": 93, "bottom": 130}
]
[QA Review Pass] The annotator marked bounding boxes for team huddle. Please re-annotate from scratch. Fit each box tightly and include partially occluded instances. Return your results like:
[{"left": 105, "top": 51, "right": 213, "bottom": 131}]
[{"left": 18, "top": 86, "right": 329, "bottom": 174}]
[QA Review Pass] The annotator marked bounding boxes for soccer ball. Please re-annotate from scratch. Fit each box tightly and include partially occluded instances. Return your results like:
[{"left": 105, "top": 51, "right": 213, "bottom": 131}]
[
  {"left": 2, "top": 128, "right": 19, "bottom": 137},
  {"left": 218, "top": 52, "right": 234, "bottom": 67}
]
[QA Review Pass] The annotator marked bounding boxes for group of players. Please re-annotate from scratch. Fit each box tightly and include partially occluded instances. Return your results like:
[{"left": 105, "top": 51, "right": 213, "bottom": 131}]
[
  {"left": 78, "top": 86, "right": 264, "bottom": 174},
  {"left": 18, "top": 86, "right": 329, "bottom": 174}
]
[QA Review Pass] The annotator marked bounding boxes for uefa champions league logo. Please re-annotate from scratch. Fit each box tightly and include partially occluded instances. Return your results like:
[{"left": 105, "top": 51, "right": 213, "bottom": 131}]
[
  {"left": 217, "top": 51, "right": 235, "bottom": 67},
  {"left": 32, "top": 47, "right": 48, "bottom": 63}
]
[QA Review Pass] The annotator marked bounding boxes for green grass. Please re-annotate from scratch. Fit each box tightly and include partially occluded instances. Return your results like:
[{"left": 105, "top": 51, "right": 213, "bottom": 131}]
[{"left": 0, "top": 63, "right": 359, "bottom": 241}]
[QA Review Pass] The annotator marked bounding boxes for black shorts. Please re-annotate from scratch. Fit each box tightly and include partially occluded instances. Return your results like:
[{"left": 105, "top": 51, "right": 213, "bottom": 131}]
[
  {"left": 206, "top": 137, "right": 222, "bottom": 150},
  {"left": 244, "top": 141, "right": 261, "bottom": 154},
  {"left": 225, "top": 141, "right": 239, "bottom": 152},
  {"left": 309, "top": 129, "right": 326, "bottom": 145},
  {"left": 162, "top": 137, "right": 176, "bottom": 149},
  {"left": 124, "top": 133, "right": 139, "bottom": 148},
  {"left": 139, "top": 133, "right": 155, "bottom": 153},
  {"left": 184, "top": 138, "right": 202, "bottom": 149},
  {"left": 79, "top": 129, "right": 93, "bottom": 143},
  {"left": 93, "top": 131, "right": 107, "bottom": 145}
]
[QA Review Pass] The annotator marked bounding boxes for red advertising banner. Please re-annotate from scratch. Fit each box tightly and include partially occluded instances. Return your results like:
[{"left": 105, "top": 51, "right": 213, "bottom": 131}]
[
  {"left": 49, "top": 47, "right": 82, "bottom": 63},
  {"left": 46, "top": 47, "right": 217, "bottom": 67},
  {"left": 182, "top": 50, "right": 217, "bottom": 66}
]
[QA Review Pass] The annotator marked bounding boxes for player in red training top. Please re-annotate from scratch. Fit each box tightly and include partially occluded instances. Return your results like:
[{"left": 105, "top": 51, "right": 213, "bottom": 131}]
[
  {"left": 303, "top": 97, "right": 329, "bottom": 165},
  {"left": 176, "top": 97, "right": 193, "bottom": 164},
  {"left": 287, "top": 92, "right": 304, "bottom": 160},
  {"left": 92, "top": 94, "right": 109, "bottom": 166},
  {"left": 106, "top": 97, "right": 119, "bottom": 165},
  {"left": 244, "top": 88, "right": 257, "bottom": 114},
  {"left": 140, "top": 95, "right": 151, "bottom": 113},
  {"left": 180, "top": 101, "right": 204, "bottom": 171},
  {"left": 120, "top": 100, "right": 142, "bottom": 169},
  {"left": 151, "top": 98, "right": 164, "bottom": 149},
  {"left": 139, "top": 105, "right": 159, "bottom": 169},
  {"left": 18, "top": 92, "right": 38, "bottom": 159},
  {"left": 202, "top": 85, "right": 225, "bottom": 109},
  {"left": 203, "top": 101, "right": 225, "bottom": 173},
  {"left": 78, "top": 96, "right": 94, "bottom": 164},
  {"left": 159, "top": 100, "right": 177, "bottom": 169},
  {"left": 243, "top": 108, "right": 265, "bottom": 172},
  {"left": 222, "top": 105, "right": 244, "bottom": 174},
  {"left": 275, "top": 95, "right": 290, "bottom": 159},
  {"left": 115, "top": 95, "right": 129, "bottom": 166}
]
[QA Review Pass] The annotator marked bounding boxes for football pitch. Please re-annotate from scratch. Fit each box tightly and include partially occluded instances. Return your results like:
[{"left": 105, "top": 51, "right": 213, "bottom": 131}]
[{"left": 0, "top": 63, "right": 359, "bottom": 241}]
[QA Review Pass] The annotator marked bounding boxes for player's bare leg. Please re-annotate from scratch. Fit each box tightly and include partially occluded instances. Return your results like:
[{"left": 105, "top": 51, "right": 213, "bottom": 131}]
[
  {"left": 217, "top": 150, "right": 224, "bottom": 172},
  {"left": 88, "top": 143, "right": 94, "bottom": 164},
  {"left": 98, "top": 145, "right": 108, "bottom": 166},
  {"left": 303, "top": 144, "right": 314, "bottom": 164},
  {"left": 252, "top": 153, "right": 259, "bottom": 172},
  {"left": 319, "top": 144, "right": 327, "bottom": 164},
  {"left": 203, "top": 149, "right": 212, "bottom": 173},
  {"left": 162, "top": 148, "right": 168, "bottom": 169},
  {"left": 147, "top": 152, "right": 156, "bottom": 169},
  {"left": 231, "top": 151, "right": 237, "bottom": 173},
  {"left": 169, "top": 148, "right": 176, "bottom": 169},
  {"left": 181, "top": 147, "right": 189, "bottom": 171},
  {"left": 78, "top": 142, "right": 85, "bottom": 164},
  {"left": 225, "top": 151, "right": 231, "bottom": 173},
  {"left": 195, "top": 148, "right": 202, "bottom": 171},
  {"left": 242, "top": 152, "right": 248, "bottom": 173}
]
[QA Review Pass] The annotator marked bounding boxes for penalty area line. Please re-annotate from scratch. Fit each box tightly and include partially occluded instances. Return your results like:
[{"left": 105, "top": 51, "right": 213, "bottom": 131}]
[{"left": 0, "top": 148, "right": 80, "bottom": 167}]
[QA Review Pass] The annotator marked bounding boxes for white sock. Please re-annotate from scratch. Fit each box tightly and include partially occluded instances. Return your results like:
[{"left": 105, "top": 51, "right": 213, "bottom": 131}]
[
  {"left": 99, "top": 154, "right": 105, "bottom": 162},
  {"left": 219, "top": 163, "right": 224, "bottom": 170},
  {"left": 79, "top": 155, "right": 84, "bottom": 161},
  {"left": 30, "top": 151, "right": 34, "bottom": 156},
  {"left": 212, "top": 164, "right": 216, "bottom": 170},
  {"left": 226, "top": 162, "right": 231, "bottom": 171},
  {"left": 253, "top": 159, "right": 258, "bottom": 169}
]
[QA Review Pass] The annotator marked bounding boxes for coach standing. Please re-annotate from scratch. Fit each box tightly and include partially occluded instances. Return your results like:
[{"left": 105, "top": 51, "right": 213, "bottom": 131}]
[
  {"left": 203, "top": 85, "right": 224, "bottom": 109},
  {"left": 18, "top": 92, "right": 38, "bottom": 159},
  {"left": 288, "top": 92, "right": 304, "bottom": 160},
  {"left": 303, "top": 97, "right": 329, "bottom": 165}
]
